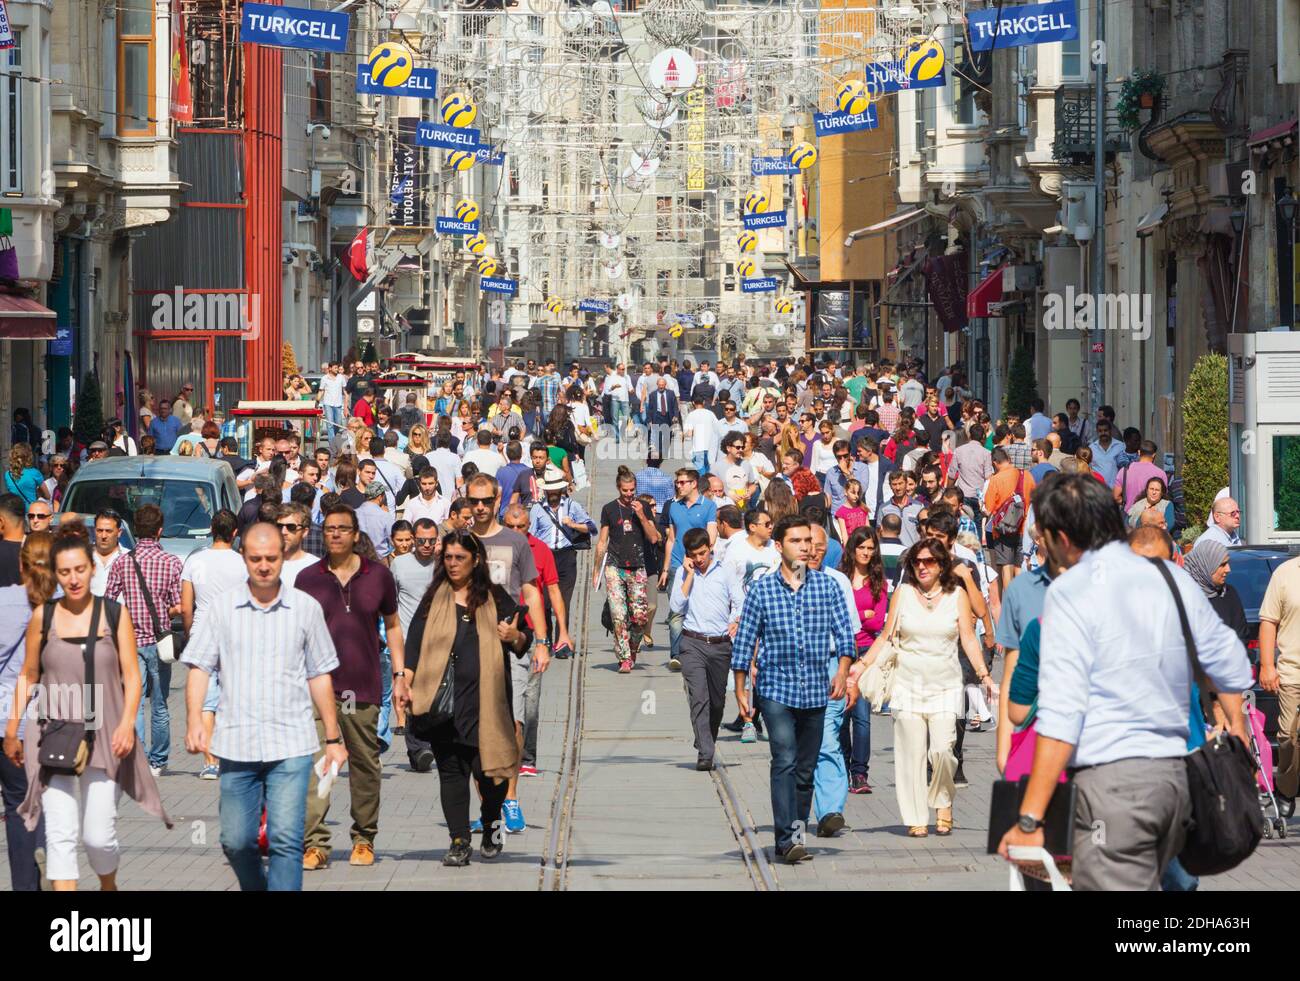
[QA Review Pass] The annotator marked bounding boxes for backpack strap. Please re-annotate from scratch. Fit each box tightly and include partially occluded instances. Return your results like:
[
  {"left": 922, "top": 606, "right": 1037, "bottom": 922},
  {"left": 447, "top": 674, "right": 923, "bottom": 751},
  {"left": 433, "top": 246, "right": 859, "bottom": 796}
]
[
  {"left": 1149, "top": 558, "right": 1215, "bottom": 721},
  {"left": 39, "top": 600, "right": 56, "bottom": 653}
]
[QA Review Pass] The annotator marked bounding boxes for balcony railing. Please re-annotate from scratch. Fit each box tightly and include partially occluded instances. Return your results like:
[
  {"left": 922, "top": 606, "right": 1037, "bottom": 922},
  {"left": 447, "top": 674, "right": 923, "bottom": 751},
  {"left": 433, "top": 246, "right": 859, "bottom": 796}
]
[{"left": 1052, "top": 86, "right": 1129, "bottom": 165}]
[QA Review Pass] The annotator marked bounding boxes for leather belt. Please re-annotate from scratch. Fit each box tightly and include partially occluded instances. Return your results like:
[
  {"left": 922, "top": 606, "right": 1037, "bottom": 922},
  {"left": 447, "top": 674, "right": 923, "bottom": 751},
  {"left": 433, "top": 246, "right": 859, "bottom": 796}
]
[{"left": 682, "top": 629, "right": 731, "bottom": 645}]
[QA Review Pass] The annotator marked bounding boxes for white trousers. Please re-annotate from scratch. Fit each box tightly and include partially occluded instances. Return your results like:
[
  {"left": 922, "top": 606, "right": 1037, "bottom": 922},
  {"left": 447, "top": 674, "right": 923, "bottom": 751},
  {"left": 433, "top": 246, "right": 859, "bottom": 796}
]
[
  {"left": 42, "top": 768, "right": 122, "bottom": 881},
  {"left": 892, "top": 711, "right": 957, "bottom": 828}
]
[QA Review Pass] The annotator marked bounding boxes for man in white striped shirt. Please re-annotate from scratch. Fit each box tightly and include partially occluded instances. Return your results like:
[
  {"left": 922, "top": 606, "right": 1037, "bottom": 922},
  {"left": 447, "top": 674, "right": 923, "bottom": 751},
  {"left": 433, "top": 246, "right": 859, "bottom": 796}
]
[{"left": 182, "top": 523, "right": 347, "bottom": 892}]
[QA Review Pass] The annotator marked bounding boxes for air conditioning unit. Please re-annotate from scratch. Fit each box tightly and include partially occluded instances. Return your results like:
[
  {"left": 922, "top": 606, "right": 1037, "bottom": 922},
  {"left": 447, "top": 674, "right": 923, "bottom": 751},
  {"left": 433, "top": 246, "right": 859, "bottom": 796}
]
[{"left": 1002, "top": 264, "right": 1040, "bottom": 292}]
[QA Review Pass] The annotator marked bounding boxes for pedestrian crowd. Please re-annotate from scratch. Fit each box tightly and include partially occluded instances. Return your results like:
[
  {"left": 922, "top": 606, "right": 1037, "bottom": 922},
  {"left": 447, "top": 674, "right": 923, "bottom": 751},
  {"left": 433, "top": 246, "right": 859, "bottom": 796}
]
[{"left": 0, "top": 351, "right": 1288, "bottom": 893}]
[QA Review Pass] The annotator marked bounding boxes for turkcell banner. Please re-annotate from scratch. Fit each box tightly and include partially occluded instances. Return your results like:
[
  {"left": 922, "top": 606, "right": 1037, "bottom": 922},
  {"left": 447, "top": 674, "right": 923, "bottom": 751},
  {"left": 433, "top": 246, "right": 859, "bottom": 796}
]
[
  {"left": 674, "top": 313, "right": 696, "bottom": 324},
  {"left": 751, "top": 156, "right": 801, "bottom": 176},
  {"left": 813, "top": 106, "right": 879, "bottom": 138},
  {"left": 476, "top": 146, "right": 506, "bottom": 165},
  {"left": 357, "top": 66, "right": 438, "bottom": 98},
  {"left": 388, "top": 117, "right": 426, "bottom": 228},
  {"left": 415, "top": 122, "right": 481, "bottom": 151},
  {"left": 741, "top": 277, "right": 778, "bottom": 294},
  {"left": 579, "top": 299, "right": 612, "bottom": 313},
  {"left": 864, "top": 57, "right": 946, "bottom": 95},
  {"left": 480, "top": 277, "right": 517, "bottom": 295},
  {"left": 435, "top": 216, "right": 479, "bottom": 235},
  {"left": 240, "top": 2, "right": 350, "bottom": 53},
  {"left": 968, "top": 0, "right": 1079, "bottom": 51},
  {"left": 742, "top": 210, "right": 788, "bottom": 230}
]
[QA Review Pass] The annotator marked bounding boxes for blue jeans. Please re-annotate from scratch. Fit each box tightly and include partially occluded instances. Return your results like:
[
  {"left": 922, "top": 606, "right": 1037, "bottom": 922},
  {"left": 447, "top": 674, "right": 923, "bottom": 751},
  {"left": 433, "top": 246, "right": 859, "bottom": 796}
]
[
  {"left": 0, "top": 752, "right": 41, "bottom": 890},
  {"left": 841, "top": 689, "right": 872, "bottom": 779},
  {"left": 757, "top": 695, "right": 825, "bottom": 851},
  {"left": 135, "top": 644, "right": 171, "bottom": 768},
  {"left": 377, "top": 639, "right": 394, "bottom": 754},
  {"left": 1161, "top": 855, "right": 1199, "bottom": 891},
  {"left": 322, "top": 403, "right": 344, "bottom": 435},
  {"left": 610, "top": 400, "right": 629, "bottom": 442},
  {"left": 219, "top": 755, "right": 313, "bottom": 891},
  {"left": 814, "top": 659, "right": 849, "bottom": 819},
  {"left": 691, "top": 451, "right": 710, "bottom": 476}
]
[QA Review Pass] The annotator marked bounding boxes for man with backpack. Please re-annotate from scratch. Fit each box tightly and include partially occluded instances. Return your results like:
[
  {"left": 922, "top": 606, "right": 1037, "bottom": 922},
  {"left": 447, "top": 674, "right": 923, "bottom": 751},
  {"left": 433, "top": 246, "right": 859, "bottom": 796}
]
[{"left": 983, "top": 447, "right": 1034, "bottom": 595}]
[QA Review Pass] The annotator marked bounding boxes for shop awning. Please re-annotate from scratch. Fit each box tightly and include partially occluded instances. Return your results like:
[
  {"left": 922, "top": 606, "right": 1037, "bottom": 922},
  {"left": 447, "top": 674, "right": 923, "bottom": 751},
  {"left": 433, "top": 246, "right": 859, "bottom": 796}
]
[
  {"left": 966, "top": 266, "right": 1005, "bottom": 319},
  {"left": 1247, "top": 119, "right": 1297, "bottom": 147},
  {"left": 845, "top": 207, "right": 928, "bottom": 241},
  {"left": 0, "top": 294, "right": 56, "bottom": 340}
]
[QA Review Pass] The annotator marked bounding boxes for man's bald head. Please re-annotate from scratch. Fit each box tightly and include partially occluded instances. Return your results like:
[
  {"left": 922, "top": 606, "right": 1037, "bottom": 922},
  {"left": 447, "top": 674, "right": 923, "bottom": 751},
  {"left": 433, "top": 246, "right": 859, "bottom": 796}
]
[
  {"left": 241, "top": 521, "right": 285, "bottom": 588},
  {"left": 1046, "top": 432, "right": 1061, "bottom": 450},
  {"left": 1211, "top": 497, "right": 1241, "bottom": 534},
  {"left": 502, "top": 504, "right": 530, "bottom": 533},
  {"left": 1128, "top": 525, "right": 1174, "bottom": 560}
]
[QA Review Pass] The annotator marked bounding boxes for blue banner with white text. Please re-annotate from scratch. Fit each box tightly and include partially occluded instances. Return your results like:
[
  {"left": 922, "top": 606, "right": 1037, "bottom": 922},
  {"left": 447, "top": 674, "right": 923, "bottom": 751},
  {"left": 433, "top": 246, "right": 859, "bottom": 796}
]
[
  {"left": 415, "top": 122, "right": 481, "bottom": 151},
  {"left": 967, "top": 0, "right": 1079, "bottom": 51},
  {"left": 813, "top": 106, "right": 879, "bottom": 138},
  {"left": 240, "top": 2, "right": 350, "bottom": 53},
  {"left": 741, "top": 277, "right": 778, "bottom": 294},
  {"left": 742, "top": 211, "right": 788, "bottom": 230},
  {"left": 357, "top": 66, "right": 438, "bottom": 98}
]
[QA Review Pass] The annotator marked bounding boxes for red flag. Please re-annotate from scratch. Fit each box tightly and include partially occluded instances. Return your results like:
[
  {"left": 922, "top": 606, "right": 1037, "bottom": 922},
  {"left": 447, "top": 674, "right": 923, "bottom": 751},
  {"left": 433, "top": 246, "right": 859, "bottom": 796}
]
[
  {"left": 346, "top": 228, "right": 369, "bottom": 282},
  {"left": 170, "top": 10, "right": 193, "bottom": 122}
]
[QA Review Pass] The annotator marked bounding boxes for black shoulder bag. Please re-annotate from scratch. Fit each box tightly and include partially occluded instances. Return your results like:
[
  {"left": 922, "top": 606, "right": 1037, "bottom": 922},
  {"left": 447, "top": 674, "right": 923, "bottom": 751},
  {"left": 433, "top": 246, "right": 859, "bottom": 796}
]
[
  {"left": 37, "top": 598, "right": 103, "bottom": 776},
  {"left": 1150, "top": 558, "right": 1262, "bottom": 876}
]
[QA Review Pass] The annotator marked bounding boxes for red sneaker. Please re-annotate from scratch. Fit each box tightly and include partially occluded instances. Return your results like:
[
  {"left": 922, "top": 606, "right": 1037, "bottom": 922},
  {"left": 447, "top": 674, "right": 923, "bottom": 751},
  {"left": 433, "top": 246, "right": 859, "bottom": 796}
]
[
  {"left": 519, "top": 764, "right": 539, "bottom": 777},
  {"left": 618, "top": 660, "right": 633, "bottom": 674}
]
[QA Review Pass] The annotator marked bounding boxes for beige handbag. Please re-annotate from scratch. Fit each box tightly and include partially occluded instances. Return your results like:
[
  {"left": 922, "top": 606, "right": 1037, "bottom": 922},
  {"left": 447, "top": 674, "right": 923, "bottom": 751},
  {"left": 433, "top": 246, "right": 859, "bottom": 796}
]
[{"left": 857, "top": 592, "right": 903, "bottom": 711}]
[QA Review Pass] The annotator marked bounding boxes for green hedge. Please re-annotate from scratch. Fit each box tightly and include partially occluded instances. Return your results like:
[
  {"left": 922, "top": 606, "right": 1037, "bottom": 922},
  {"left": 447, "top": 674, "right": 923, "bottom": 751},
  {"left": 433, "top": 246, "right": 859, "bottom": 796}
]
[
  {"left": 1181, "top": 353, "right": 1229, "bottom": 529},
  {"left": 1002, "top": 346, "right": 1040, "bottom": 419},
  {"left": 73, "top": 372, "right": 104, "bottom": 450}
]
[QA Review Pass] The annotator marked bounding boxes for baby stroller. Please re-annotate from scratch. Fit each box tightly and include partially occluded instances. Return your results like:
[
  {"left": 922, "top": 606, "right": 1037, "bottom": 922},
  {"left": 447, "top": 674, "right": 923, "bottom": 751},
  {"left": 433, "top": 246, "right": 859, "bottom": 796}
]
[{"left": 1247, "top": 701, "right": 1287, "bottom": 839}]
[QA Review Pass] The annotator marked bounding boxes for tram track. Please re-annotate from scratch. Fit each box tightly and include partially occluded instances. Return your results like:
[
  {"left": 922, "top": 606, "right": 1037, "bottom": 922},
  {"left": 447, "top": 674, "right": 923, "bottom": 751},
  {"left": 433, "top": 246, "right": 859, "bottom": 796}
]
[{"left": 538, "top": 441, "right": 777, "bottom": 891}]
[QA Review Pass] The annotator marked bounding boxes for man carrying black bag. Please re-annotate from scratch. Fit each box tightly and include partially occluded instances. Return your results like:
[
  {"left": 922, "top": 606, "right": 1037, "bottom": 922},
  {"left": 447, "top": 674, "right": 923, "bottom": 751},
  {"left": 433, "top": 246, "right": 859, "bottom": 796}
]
[{"left": 996, "top": 474, "right": 1254, "bottom": 891}]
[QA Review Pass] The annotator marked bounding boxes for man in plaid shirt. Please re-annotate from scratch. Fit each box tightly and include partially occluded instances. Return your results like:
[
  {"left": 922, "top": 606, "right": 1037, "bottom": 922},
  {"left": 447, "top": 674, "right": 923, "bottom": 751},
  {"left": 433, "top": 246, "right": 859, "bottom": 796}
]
[
  {"left": 105, "top": 503, "right": 183, "bottom": 775},
  {"left": 731, "top": 514, "right": 856, "bottom": 864},
  {"left": 533, "top": 359, "right": 562, "bottom": 417}
]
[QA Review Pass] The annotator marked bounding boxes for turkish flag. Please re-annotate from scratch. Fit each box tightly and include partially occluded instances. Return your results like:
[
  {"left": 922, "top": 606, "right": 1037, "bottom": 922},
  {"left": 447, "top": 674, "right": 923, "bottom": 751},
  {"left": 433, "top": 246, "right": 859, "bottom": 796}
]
[{"left": 346, "top": 228, "right": 369, "bottom": 282}]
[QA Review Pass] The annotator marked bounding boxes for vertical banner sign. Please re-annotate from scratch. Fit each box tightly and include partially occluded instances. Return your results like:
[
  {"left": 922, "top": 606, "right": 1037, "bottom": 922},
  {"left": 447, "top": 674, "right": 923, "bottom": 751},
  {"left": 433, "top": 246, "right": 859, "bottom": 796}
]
[
  {"left": 0, "top": 2, "right": 14, "bottom": 50},
  {"left": 388, "top": 118, "right": 426, "bottom": 228},
  {"left": 686, "top": 87, "right": 706, "bottom": 191},
  {"left": 170, "top": 9, "right": 193, "bottom": 121},
  {"left": 967, "top": 0, "right": 1080, "bottom": 51},
  {"left": 240, "top": 3, "right": 351, "bottom": 52},
  {"left": 813, "top": 291, "right": 851, "bottom": 347},
  {"left": 923, "top": 252, "right": 969, "bottom": 333}
]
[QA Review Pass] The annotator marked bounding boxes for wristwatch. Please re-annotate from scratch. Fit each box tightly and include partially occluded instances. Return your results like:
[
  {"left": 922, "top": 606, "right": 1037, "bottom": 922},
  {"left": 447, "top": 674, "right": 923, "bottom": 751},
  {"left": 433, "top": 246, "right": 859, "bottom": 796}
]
[
  {"left": 325, "top": 736, "right": 344, "bottom": 745},
  {"left": 1017, "top": 812, "right": 1043, "bottom": 833},
  {"left": 393, "top": 669, "right": 410, "bottom": 678}
]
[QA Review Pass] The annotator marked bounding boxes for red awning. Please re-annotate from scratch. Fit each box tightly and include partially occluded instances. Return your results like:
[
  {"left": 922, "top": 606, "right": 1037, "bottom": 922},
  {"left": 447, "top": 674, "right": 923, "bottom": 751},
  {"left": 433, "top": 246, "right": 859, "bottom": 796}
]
[
  {"left": 1247, "top": 119, "right": 1297, "bottom": 147},
  {"left": 0, "top": 294, "right": 56, "bottom": 340},
  {"left": 966, "top": 266, "right": 1004, "bottom": 319}
]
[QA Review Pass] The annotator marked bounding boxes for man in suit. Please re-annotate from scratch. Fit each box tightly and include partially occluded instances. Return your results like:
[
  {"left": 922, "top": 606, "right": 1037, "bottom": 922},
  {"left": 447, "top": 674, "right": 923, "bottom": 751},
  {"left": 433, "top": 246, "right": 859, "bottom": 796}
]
[
  {"left": 853, "top": 435, "right": 895, "bottom": 524},
  {"left": 645, "top": 376, "right": 679, "bottom": 466}
]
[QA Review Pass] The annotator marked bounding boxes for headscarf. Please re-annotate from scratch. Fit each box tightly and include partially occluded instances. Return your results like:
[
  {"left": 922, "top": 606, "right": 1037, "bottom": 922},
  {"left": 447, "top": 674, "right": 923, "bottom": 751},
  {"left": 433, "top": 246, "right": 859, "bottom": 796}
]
[{"left": 1183, "top": 539, "right": 1229, "bottom": 597}]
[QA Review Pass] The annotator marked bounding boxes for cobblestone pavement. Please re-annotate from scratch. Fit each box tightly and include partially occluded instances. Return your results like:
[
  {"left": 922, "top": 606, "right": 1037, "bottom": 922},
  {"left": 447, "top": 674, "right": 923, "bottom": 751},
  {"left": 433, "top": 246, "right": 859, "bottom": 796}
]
[{"left": 2, "top": 449, "right": 1295, "bottom": 890}]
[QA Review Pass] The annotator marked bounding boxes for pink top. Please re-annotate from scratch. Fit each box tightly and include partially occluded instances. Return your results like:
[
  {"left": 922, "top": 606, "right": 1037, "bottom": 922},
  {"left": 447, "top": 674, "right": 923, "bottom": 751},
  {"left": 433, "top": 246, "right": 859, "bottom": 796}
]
[
  {"left": 851, "top": 581, "right": 889, "bottom": 651},
  {"left": 836, "top": 505, "right": 870, "bottom": 537}
]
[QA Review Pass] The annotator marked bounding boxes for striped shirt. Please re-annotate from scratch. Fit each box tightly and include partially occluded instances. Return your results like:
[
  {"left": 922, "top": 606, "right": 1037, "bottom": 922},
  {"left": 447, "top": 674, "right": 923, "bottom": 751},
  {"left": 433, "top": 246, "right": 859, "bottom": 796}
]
[
  {"left": 730, "top": 567, "right": 857, "bottom": 710},
  {"left": 182, "top": 583, "right": 339, "bottom": 762}
]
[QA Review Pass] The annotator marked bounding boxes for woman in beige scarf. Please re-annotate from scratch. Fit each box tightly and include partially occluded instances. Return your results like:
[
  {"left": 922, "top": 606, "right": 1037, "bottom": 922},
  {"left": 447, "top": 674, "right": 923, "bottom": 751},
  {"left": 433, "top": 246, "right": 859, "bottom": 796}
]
[{"left": 404, "top": 530, "right": 533, "bottom": 867}]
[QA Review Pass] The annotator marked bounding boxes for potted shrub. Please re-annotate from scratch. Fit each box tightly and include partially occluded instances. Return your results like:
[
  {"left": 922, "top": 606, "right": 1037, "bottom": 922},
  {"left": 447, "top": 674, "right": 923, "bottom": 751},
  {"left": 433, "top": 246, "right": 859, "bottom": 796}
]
[{"left": 1117, "top": 69, "right": 1165, "bottom": 131}]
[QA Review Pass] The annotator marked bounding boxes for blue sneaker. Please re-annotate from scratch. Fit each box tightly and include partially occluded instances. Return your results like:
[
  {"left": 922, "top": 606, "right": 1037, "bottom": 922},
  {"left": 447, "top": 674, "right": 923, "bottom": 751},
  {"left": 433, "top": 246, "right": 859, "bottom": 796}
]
[
  {"left": 470, "top": 818, "right": 483, "bottom": 833},
  {"left": 198, "top": 762, "right": 219, "bottom": 780},
  {"left": 502, "top": 798, "right": 526, "bottom": 834}
]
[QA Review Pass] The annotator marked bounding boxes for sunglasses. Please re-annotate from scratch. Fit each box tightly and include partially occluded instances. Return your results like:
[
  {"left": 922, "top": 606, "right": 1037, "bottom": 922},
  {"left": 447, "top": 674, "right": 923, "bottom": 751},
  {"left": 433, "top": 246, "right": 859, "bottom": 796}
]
[
  {"left": 674, "top": 479, "right": 693, "bottom": 486},
  {"left": 277, "top": 522, "right": 304, "bottom": 532},
  {"left": 323, "top": 525, "right": 356, "bottom": 536},
  {"left": 27, "top": 511, "right": 50, "bottom": 520},
  {"left": 835, "top": 453, "right": 849, "bottom": 460},
  {"left": 914, "top": 556, "right": 939, "bottom": 568},
  {"left": 414, "top": 537, "right": 438, "bottom": 546},
  {"left": 467, "top": 496, "right": 495, "bottom": 506}
]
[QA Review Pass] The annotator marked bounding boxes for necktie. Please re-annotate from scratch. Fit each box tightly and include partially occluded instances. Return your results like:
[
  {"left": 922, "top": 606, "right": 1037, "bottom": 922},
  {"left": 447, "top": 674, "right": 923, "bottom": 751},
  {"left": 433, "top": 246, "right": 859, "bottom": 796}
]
[{"left": 659, "top": 392, "right": 667, "bottom": 415}]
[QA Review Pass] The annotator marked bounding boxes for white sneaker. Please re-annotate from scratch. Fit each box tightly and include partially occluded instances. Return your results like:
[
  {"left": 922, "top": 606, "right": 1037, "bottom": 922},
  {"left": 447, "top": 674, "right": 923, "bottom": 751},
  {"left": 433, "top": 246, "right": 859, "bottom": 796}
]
[{"left": 149, "top": 765, "right": 164, "bottom": 778}]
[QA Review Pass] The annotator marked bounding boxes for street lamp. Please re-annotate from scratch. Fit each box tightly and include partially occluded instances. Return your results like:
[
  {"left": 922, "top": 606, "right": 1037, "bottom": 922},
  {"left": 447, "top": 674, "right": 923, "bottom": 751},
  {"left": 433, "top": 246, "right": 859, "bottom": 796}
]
[{"left": 1279, "top": 188, "right": 1299, "bottom": 229}]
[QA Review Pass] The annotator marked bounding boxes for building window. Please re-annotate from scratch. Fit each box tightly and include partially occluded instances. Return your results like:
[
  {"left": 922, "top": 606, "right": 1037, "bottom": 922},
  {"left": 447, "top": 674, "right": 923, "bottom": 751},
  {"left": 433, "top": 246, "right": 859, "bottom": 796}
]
[
  {"left": 0, "top": 33, "right": 20, "bottom": 193},
  {"left": 952, "top": 39, "right": 975, "bottom": 125},
  {"left": 309, "top": 52, "right": 330, "bottom": 122},
  {"left": 1061, "top": 34, "right": 1081, "bottom": 79},
  {"left": 725, "top": 262, "right": 734, "bottom": 291},
  {"left": 118, "top": 0, "right": 155, "bottom": 135}
]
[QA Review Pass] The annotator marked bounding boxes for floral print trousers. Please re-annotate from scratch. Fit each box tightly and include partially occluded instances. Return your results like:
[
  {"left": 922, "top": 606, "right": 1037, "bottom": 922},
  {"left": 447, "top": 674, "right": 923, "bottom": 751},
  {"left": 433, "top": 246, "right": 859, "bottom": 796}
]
[{"left": 605, "top": 565, "right": 649, "bottom": 665}]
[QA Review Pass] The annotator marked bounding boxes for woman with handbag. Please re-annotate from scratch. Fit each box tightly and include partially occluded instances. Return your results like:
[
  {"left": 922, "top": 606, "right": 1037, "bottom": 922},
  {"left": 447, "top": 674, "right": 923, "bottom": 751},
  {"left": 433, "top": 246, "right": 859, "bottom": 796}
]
[
  {"left": 847, "top": 538, "right": 995, "bottom": 837},
  {"left": 403, "top": 531, "right": 533, "bottom": 867},
  {"left": 4, "top": 533, "right": 169, "bottom": 890}
]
